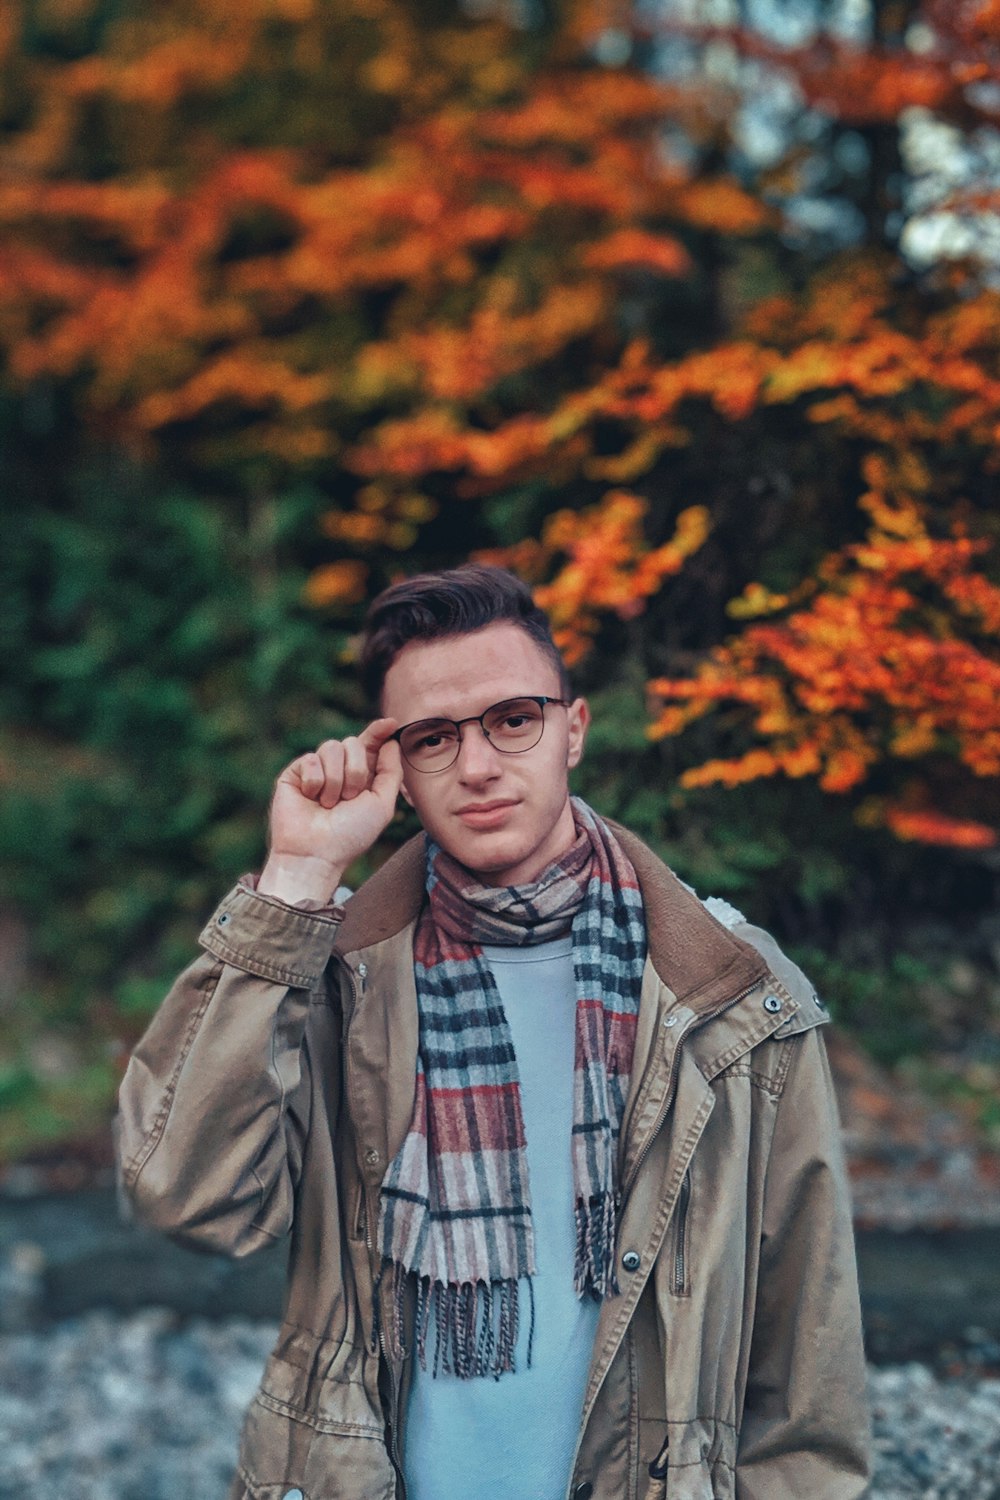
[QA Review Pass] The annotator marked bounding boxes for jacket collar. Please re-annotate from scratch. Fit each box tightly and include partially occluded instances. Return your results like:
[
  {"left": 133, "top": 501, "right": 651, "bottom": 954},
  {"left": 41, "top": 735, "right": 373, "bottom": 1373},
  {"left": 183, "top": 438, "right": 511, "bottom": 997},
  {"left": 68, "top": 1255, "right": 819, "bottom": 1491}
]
[
  {"left": 332, "top": 818, "right": 769, "bottom": 1017},
  {"left": 332, "top": 833, "right": 425, "bottom": 957}
]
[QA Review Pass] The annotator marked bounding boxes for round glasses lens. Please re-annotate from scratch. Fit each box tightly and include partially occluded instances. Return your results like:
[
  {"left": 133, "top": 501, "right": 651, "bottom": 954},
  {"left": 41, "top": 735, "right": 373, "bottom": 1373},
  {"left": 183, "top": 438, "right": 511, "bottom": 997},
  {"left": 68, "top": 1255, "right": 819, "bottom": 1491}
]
[
  {"left": 483, "top": 698, "right": 545, "bottom": 750},
  {"left": 400, "top": 720, "right": 460, "bottom": 770}
]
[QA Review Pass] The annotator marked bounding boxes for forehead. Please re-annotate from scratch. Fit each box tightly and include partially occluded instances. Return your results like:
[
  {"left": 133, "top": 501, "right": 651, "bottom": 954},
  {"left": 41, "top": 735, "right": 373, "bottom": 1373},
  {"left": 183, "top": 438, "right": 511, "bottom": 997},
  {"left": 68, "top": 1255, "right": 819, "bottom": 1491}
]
[{"left": 382, "top": 623, "right": 563, "bottom": 722}]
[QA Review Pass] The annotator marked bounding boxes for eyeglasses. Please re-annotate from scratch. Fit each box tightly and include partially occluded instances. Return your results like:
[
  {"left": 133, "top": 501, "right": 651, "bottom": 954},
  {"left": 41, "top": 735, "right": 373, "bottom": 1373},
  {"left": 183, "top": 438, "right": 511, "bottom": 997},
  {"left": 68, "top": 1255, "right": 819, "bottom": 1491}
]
[{"left": 391, "top": 695, "right": 571, "bottom": 774}]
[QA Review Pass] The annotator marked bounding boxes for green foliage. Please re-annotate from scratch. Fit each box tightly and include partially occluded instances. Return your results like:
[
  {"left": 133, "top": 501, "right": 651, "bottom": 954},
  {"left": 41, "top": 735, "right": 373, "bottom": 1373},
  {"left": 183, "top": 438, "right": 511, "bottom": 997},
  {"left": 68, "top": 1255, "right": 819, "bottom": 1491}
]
[
  {"left": 787, "top": 947, "right": 939, "bottom": 1067},
  {"left": 0, "top": 442, "right": 361, "bottom": 1076},
  {"left": 899, "top": 1056, "right": 1000, "bottom": 1145},
  {"left": 0, "top": 1045, "right": 120, "bottom": 1162}
]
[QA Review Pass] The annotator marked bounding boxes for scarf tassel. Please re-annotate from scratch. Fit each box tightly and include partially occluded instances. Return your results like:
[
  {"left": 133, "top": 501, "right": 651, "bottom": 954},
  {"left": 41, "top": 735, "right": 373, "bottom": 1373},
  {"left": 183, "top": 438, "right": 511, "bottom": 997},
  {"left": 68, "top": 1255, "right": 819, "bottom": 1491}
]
[
  {"left": 574, "top": 1189, "right": 620, "bottom": 1299},
  {"left": 382, "top": 1267, "right": 536, "bottom": 1380}
]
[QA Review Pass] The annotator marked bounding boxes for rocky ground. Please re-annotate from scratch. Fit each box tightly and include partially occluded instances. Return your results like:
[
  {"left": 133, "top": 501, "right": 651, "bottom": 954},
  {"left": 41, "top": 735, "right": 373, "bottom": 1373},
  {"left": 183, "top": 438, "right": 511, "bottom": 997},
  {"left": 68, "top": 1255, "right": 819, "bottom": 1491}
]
[{"left": 1, "top": 1310, "right": 999, "bottom": 1500}]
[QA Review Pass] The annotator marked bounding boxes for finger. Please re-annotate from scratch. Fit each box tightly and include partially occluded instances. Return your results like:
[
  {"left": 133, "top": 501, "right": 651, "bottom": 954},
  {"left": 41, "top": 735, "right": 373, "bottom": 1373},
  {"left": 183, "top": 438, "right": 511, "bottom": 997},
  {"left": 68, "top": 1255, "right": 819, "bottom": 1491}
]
[
  {"left": 340, "top": 736, "right": 370, "bottom": 801},
  {"left": 281, "top": 751, "right": 324, "bottom": 801},
  {"left": 358, "top": 717, "right": 401, "bottom": 765},
  {"left": 314, "top": 739, "right": 346, "bottom": 809},
  {"left": 370, "top": 736, "right": 404, "bottom": 815}
]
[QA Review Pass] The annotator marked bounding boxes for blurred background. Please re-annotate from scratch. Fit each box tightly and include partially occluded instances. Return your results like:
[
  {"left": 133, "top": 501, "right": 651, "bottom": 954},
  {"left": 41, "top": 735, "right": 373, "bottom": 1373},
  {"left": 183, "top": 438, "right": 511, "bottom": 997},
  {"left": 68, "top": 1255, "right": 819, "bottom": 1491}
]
[{"left": 1, "top": 1, "right": 1000, "bottom": 1495}]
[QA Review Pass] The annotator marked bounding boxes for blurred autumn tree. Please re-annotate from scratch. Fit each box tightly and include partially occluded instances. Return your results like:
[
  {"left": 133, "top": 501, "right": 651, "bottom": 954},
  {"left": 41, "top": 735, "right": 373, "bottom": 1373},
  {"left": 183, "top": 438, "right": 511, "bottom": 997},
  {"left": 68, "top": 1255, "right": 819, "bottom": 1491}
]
[
  {"left": 1, "top": 0, "right": 999, "bottom": 1154},
  {"left": 0, "top": 0, "right": 754, "bottom": 565},
  {"left": 632, "top": 0, "right": 1000, "bottom": 856}
]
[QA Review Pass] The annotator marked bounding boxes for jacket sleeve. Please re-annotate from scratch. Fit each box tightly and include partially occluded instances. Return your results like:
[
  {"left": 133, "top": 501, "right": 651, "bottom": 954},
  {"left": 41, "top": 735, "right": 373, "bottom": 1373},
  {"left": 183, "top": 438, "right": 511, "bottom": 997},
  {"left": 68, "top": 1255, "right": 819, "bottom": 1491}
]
[
  {"left": 735, "top": 1022, "right": 873, "bottom": 1499},
  {"left": 114, "top": 880, "right": 343, "bottom": 1257}
]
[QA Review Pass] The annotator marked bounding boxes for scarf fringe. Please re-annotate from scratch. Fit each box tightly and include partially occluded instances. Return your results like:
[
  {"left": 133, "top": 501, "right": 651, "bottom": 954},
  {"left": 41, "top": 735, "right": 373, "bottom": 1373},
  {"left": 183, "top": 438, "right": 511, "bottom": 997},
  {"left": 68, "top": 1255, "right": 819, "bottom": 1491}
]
[
  {"left": 574, "top": 1190, "right": 620, "bottom": 1299},
  {"left": 379, "top": 1263, "right": 537, "bottom": 1380}
]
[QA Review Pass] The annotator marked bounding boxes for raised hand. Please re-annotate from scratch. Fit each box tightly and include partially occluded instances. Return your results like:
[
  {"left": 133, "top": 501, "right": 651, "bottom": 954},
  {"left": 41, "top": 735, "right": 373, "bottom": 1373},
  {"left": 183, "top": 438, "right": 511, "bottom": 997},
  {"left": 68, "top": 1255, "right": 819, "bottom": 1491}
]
[{"left": 258, "top": 718, "right": 403, "bottom": 904}]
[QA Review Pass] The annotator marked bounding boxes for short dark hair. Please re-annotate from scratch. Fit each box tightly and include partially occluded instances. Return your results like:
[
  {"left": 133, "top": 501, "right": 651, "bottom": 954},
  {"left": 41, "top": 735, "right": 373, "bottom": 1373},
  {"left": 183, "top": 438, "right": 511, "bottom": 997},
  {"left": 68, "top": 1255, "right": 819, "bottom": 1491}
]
[{"left": 359, "top": 564, "right": 570, "bottom": 705}]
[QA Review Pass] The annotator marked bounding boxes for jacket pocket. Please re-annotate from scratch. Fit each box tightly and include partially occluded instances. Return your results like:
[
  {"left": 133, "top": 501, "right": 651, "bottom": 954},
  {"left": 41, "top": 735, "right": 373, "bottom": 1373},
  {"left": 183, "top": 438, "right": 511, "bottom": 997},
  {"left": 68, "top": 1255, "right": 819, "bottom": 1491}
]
[
  {"left": 348, "top": 1176, "right": 368, "bottom": 1243},
  {"left": 236, "top": 1344, "right": 395, "bottom": 1500},
  {"left": 671, "top": 1167, "right": 691, "bottom": 1296},
  {"left": 237, "top": 1398, "right": 396, "bottom": 1500}
]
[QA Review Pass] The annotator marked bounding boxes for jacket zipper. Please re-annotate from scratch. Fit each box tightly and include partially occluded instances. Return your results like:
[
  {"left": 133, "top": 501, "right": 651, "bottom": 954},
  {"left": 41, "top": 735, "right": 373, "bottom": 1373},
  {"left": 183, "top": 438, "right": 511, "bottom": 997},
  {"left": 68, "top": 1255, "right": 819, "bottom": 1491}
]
[
  {"left": 672, "top": 1166, "right": 690, "bottom": 1295},
  {"left": 344, "top": 959, "right": 407, "bottom": 1499}
]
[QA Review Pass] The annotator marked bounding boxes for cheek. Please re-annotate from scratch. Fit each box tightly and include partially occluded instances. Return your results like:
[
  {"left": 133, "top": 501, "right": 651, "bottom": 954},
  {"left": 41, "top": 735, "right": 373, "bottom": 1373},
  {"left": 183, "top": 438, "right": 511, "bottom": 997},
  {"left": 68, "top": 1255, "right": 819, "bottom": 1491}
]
[
  {"left": 526, "top": 746, "right": 573, "bottom": 812},
  {"left": 402, "top": 777, "right": 444, "bottom": 828},
  {"left": 546, "top": 731, "right": 574, "bottom": 777}
]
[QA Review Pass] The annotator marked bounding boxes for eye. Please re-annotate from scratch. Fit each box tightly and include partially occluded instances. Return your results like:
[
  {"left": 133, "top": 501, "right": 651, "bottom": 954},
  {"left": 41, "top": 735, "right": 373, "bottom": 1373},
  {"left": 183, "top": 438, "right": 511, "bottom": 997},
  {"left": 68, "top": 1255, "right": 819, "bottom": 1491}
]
[
  {"left": 408, "top": 723, "right": 457, "bottom": 753},
  {"left": 485, "top": 699, "right": 544, "bottom": 737}
]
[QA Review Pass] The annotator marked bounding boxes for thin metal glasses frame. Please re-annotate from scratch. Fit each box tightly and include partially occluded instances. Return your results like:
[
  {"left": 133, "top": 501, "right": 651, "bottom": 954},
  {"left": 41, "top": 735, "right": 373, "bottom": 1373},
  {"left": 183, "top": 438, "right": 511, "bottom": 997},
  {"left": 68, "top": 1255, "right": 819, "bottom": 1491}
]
[{"left": 391, "top": 695, "right": 571, "bottom": 773}]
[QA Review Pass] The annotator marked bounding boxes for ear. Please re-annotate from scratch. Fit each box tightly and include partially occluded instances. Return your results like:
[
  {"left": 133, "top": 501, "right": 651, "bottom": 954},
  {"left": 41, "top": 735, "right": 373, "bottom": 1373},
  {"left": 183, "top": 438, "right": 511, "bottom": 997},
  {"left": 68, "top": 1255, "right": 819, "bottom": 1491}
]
[
  {"left": 566, "top": 696, "right": 590, "bottom": 769},
  {"left": 400, "top": 778, "right": 415, "bottom": 809}
]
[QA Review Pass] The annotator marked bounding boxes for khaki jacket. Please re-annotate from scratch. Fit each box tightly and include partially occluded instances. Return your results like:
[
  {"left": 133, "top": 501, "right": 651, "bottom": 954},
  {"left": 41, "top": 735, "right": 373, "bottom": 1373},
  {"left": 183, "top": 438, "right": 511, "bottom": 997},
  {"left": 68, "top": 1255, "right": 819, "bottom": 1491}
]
[{"left": 116, "top": 824, "right": 872, "bottom": 1500}]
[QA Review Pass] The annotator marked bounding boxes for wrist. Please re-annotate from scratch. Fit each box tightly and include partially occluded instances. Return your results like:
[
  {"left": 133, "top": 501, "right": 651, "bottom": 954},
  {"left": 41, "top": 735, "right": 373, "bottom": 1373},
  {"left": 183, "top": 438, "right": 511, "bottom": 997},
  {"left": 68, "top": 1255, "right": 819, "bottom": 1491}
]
[{"left": 258, "top": 852, "right": 346, "bottom": 905}]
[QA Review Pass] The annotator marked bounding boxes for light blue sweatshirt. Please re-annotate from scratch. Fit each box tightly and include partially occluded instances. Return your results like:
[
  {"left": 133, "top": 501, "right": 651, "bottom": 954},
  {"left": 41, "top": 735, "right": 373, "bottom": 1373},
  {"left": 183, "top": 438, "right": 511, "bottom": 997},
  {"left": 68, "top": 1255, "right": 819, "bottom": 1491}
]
[{"left": 402, "top": 935, "right": 602, "bottom": 1500}]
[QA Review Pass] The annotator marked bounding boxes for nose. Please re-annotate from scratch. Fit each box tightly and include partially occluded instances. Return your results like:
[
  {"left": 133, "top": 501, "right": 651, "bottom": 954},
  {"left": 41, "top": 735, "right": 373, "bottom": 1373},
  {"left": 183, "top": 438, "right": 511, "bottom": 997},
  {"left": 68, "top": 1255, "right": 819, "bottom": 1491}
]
[{"left": 454, "top": 719, "right": 502, "bottom": 782}]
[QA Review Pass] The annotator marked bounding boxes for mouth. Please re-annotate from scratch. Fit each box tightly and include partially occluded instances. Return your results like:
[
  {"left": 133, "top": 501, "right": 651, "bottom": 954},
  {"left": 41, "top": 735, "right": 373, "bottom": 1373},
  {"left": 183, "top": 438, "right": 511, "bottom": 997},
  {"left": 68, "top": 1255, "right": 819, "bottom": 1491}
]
[{"left": 455, "top": 800, "right": 519, "bottom": 829}]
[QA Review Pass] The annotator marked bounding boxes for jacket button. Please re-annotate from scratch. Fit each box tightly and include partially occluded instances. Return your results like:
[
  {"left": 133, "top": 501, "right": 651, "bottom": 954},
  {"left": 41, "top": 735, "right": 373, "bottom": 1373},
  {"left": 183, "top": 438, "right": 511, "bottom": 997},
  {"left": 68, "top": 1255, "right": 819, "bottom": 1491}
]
[
  {"left": 282, "top": 1490, "right": 304, "bottom": 1500},
  {"left": 365, "top": 1148, "right": 381, "bottom": 1166},
  {"left": 572, "top": 1485, "right": 594, "bottom": 1500},
  {"left": 621, "top": 1249, "right": 641, "bottom": 1272},
  {"left": 763, "top": 993, "right": 782, "bottom": 1013},
  {"left": 217, "top": 912, "right": 231, "bottom": 926}
]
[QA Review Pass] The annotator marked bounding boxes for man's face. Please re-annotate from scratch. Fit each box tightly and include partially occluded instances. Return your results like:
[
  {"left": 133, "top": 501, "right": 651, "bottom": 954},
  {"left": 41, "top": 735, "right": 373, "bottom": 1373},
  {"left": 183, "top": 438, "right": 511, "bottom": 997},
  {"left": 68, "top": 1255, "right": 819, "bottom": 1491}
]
[{"left": 381, "top": 622, "right": 589, "bottom": 885}]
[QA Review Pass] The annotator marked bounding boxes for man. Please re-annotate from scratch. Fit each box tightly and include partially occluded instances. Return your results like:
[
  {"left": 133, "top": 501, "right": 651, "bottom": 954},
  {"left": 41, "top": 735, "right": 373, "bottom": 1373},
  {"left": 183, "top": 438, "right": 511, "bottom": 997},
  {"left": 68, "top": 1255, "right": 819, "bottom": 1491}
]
[{"left": 116, "top": 564, "right": 872, "bottom": 1500}]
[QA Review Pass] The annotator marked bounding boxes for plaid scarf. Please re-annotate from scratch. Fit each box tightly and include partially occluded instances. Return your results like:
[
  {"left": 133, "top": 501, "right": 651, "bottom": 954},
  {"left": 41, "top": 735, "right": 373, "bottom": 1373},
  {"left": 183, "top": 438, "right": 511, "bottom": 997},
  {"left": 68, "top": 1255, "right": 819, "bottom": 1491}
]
[{"left": 376, "top": 797, "right": 646, "bottom": 1380}]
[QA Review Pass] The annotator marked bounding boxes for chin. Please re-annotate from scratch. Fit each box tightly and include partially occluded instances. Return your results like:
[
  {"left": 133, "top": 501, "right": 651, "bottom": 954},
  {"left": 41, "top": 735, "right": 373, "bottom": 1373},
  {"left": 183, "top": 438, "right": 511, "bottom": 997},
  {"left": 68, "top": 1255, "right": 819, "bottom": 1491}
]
[
  {"left": 429, "top": 821, "right": 530, "bottom": 876},
  {"left": 420, "top": 800, "right": 572, "bottom": 883},
  {"left": 447, "top": 831, "right": 527, "bottom": 874}
]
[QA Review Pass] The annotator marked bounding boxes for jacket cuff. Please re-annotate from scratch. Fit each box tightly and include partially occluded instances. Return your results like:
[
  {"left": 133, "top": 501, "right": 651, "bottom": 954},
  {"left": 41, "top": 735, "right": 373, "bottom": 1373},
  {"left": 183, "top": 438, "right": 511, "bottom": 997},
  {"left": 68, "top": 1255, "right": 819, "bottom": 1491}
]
[{"left": 198, "top": 880, "right": 345, "bottom": 988}]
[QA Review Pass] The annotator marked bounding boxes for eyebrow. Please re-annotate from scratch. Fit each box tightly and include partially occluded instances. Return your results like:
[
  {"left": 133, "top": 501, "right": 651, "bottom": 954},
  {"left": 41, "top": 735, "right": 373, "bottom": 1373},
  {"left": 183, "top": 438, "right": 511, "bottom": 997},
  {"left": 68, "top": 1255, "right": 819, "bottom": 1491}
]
[{"left": 398, "top": 692, "right": 561, "bottom": 725}]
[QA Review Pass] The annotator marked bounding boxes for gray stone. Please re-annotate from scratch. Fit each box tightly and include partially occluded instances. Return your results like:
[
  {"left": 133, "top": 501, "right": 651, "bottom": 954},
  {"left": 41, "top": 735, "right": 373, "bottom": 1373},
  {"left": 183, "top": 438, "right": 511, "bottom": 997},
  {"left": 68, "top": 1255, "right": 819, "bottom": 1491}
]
[{"left": 0, "top": 1311, "right": 996, "bottom": 1498}]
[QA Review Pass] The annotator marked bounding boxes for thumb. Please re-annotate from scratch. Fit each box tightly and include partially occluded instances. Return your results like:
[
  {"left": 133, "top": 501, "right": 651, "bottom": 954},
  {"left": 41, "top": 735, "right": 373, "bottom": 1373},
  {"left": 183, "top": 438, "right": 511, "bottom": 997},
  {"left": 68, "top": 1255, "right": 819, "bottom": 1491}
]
[{"left": 370, "top": 736, "right": 404, "bottom": 815}]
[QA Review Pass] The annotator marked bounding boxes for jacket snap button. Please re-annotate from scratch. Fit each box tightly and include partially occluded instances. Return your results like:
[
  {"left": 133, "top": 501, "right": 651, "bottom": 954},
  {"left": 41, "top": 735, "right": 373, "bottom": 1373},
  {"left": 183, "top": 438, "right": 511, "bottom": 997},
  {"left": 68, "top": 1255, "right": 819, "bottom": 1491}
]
[
  {"left": 662, "top": 1013, "right": 678, "bottom": 1028},
  {"left": 572, "top": 1485, "right": 594, "bottom": 1500},
  {"left": 281, "top": 1490, "right": 304, "bottom": 1500},
  {"left": 365, "top": 1148, "right": 381, "bottom": 1167},
  {"left": 763, "top": 994, "right": 782, "bottom": 1013},
  {"left": 217, "top": 912, "right": 231, "bottom": 926},
  {"left": 621, "top": 1249, "right": 641, "bottom": 1272}
]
